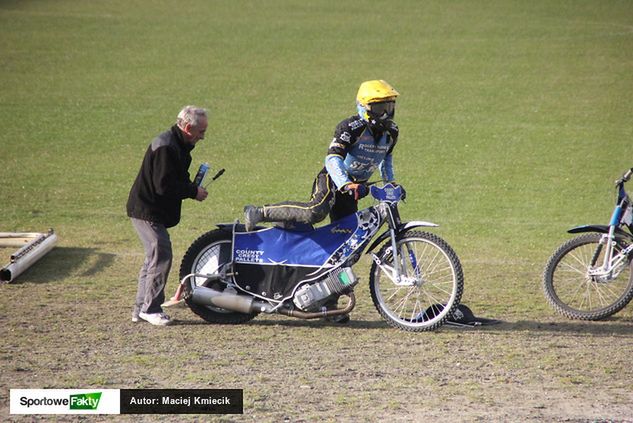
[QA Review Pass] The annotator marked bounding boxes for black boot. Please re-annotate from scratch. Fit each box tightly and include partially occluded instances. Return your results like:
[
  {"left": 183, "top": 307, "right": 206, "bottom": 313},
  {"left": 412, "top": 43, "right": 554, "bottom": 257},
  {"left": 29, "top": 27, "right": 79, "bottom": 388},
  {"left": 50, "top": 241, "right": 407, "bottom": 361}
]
[{"left": 244, "top": 205, "right": 264, "bottom": 231}]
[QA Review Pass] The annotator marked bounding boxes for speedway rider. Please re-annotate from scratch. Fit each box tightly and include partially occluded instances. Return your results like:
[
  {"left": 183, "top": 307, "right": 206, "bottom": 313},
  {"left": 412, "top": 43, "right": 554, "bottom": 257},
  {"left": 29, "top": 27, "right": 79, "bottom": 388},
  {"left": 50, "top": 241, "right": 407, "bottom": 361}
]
[{"left": 244, "top": 79, "right": 405, "bottom": 231}]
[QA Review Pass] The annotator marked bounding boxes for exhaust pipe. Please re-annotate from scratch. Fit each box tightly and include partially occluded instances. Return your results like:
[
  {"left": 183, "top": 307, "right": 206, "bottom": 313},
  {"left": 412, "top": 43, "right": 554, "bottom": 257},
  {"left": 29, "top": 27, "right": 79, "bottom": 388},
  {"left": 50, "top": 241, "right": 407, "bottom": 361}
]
[
  {"left": 190, "top": 285, "right": 356, "bottom": 319},
  {"left": 190, "top": 286, "right": 276, "bottom": 314},
  {"left": 279, "top": 292, "right": 355, "bottom": 319}
]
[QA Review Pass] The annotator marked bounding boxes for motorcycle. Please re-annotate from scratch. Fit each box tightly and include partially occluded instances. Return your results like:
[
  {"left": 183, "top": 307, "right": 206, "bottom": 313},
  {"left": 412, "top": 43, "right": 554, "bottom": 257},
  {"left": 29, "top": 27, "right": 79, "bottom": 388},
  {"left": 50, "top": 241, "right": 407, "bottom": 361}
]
[
  {"left": 543, "top": 168, "right": 633, "bottom": 320},
  {"left": 172, "top": 183, "right": 464, "bottom": 332}
]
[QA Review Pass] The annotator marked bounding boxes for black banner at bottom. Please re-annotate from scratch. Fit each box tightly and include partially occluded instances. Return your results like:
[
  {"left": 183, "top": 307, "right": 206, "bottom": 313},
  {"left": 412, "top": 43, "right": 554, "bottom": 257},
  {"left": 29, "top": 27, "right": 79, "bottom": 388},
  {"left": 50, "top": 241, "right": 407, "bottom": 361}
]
[{"left": 120, "top": 389, "right": 243, "bottom": 414}]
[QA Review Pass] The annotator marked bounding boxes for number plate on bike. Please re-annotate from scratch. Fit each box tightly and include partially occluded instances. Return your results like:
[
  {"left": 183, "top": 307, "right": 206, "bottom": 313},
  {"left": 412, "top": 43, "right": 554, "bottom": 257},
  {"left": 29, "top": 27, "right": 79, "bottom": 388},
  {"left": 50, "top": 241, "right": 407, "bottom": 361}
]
[{"left": 370, "top": 184, "right": 402, "bottom": 202}]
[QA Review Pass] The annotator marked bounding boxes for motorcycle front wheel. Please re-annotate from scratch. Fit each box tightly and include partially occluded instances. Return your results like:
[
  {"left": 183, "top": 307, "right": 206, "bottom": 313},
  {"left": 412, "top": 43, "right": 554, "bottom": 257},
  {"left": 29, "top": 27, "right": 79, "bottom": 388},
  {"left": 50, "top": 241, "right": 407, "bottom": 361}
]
[
  {"left": 369, "top": 230, "right": 464, "bottom": 332},
  {"left": 543, "top": 233, "right": 633, "bottom": 320},
  {"left": 179, "top": 229, "right": 258, "bottom": 324}
]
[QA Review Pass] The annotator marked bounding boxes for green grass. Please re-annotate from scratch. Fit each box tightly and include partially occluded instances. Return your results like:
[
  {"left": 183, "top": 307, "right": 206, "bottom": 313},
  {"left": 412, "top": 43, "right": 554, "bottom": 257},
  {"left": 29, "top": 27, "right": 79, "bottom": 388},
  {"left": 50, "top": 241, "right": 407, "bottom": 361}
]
[{"left": 1, "top": 0, "right": 633, "bottom": 421}]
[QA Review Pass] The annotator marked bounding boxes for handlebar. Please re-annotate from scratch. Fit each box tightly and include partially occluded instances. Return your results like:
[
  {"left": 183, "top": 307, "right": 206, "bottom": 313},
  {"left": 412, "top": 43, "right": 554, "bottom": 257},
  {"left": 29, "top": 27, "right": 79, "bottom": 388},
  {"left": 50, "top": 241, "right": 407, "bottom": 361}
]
[{"left": 616, "top": 168, "right": 633, "bottom": 186}]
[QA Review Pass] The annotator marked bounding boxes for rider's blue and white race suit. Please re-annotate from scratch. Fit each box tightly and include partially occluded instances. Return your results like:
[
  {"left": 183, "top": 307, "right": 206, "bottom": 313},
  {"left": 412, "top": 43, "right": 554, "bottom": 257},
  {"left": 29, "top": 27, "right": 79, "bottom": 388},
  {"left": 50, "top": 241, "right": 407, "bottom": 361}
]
[{"left": 263, "top": 114, "right": 399, "bottom": 225}]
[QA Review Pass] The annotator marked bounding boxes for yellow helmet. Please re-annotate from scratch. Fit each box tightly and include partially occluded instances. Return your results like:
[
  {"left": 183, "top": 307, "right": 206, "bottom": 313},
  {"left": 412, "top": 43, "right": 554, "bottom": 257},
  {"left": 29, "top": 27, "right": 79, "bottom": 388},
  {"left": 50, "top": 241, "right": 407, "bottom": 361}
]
[{"left": 356, "top": 80, "right": 399, "bottom": 124}]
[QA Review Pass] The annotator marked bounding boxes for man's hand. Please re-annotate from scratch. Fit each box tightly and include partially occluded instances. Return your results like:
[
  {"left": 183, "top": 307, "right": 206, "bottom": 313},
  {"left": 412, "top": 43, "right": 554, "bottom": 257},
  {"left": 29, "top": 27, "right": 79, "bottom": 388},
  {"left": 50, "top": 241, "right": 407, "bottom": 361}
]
[
  {"left": 344, "top": 183, "right": 368, "bottom": 201},
  {"left": 195, "top": 186, "right": 208, "bottom": 201}
]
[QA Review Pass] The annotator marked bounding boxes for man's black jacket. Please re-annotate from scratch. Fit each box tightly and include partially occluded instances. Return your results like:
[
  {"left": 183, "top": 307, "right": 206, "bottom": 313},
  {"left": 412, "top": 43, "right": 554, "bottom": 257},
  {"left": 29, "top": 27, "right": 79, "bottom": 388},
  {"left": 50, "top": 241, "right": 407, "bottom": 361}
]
[{"left": 127, "top": 125, "right": 198, "bottom": 228}]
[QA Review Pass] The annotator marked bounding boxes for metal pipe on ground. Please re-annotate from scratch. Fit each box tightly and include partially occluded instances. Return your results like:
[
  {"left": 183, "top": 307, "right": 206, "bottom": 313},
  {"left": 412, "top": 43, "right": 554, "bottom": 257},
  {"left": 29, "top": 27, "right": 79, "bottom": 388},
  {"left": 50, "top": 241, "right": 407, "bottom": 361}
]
[{"left": 0, "top": 230, "right": 58, "bottom": 283}]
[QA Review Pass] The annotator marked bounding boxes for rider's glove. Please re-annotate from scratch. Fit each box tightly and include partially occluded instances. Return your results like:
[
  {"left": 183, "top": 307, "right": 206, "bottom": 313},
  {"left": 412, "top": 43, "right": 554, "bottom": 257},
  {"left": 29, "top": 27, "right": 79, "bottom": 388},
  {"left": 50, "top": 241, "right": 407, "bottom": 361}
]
[
  {"left": 344, "top": 183, "right": 369, "bottom": 201},
  {"left": 391, "top": 182, "right": 407, "bottom": 201}
]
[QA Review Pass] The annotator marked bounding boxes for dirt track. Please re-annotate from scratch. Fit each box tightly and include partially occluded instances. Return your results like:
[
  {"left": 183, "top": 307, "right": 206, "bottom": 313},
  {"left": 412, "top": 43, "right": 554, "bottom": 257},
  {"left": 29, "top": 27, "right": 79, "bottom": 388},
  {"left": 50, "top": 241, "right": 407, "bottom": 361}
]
[{"left": 2, "top": 260, "right": 632, "bottom": 422}]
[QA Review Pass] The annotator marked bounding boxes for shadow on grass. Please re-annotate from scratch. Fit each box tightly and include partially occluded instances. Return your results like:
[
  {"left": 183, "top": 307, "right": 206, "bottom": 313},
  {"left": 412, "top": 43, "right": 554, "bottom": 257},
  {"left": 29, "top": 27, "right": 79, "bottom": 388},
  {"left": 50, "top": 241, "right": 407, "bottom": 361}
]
[
  {"left": 170, "top": 317, "right": 633, "bottom": 335},
  {"left": 169, "top": 310, "right": 632, "bottom": 334},
  {"left": 477, "top": 319, "right": 633, "bottom": 337},
  {"left": 5, "top": 246, "right": 116, "bottom": 284},
  {"left": 172, "top": 317, "right": 390, "bottom": 330}
]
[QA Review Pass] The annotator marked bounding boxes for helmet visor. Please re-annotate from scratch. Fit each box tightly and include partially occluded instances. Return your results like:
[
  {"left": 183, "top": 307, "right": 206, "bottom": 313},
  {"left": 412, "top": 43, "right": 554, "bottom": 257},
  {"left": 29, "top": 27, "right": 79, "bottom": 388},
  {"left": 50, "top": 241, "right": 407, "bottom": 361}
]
[{"left": 368, "top": 101, "right": 395, "bottom": 120}]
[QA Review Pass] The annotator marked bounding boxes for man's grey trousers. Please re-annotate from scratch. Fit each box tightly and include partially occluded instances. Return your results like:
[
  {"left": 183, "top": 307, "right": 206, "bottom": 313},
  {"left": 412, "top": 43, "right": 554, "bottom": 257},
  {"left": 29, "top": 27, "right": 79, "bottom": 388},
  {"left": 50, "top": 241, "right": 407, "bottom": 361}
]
[{"left": 131, "top": 218, "right": 172, "bottom": 315}]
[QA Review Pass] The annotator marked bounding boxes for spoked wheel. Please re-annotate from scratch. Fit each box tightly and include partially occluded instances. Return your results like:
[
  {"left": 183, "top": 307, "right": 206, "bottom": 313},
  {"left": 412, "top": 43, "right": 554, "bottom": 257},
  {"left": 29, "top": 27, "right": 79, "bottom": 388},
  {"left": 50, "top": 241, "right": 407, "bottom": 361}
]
[
  {"left": 179, "top": 229, "right": 257, "bottom": 324},
  {"left": 369, "top": 230, "right": 464, "bottom": 332},
  {"left": 543, "top": 233, "right": 633, "bottom": 320}
]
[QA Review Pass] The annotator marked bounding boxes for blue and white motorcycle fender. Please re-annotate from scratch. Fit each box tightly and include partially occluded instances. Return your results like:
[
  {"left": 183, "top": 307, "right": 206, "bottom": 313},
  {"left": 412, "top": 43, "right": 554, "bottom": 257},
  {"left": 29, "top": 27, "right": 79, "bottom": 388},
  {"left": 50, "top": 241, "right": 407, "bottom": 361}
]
[{"left": 366, "top": 220, "right": 439, "bottom": 254}]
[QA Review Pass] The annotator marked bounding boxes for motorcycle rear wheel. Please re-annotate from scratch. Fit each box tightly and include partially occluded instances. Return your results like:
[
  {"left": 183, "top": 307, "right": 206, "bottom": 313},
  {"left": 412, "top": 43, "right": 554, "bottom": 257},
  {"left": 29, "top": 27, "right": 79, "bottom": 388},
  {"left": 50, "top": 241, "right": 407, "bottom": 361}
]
[
  {"left": 179, "top": 229, "right": 257, "bottom": 324},
  {"left": 543, "top": 233, "right": 633, "bottom": 320},
  {"left": 369, "top": 230, "right": 464, "bottom": 332}
]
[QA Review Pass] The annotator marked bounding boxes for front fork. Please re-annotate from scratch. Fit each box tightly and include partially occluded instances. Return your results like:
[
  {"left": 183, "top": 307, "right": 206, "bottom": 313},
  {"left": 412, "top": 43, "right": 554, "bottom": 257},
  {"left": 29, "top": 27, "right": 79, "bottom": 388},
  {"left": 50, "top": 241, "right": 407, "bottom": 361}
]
[
  {"left": 591, "top": 203, "right": 633, "bottom": 279},
  {"left": 370, "top": 201, "right": 428, "bottom": 286},
  {"left": 388, "top": 228, "right": 404, "bottom": 283},
  {"left": 371, "top": 229, "right": 419, "bottom": 287},
  {"left": 590, "top": 230, "right": 633, "bottom": 281}
]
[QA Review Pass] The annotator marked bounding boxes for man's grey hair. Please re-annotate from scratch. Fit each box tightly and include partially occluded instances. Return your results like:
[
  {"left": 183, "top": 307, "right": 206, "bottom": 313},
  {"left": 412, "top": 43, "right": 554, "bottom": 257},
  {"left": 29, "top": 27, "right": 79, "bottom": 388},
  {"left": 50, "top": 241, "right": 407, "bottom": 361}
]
[{"left": 176, "top": 105, "right": 207, "bottom": 129}]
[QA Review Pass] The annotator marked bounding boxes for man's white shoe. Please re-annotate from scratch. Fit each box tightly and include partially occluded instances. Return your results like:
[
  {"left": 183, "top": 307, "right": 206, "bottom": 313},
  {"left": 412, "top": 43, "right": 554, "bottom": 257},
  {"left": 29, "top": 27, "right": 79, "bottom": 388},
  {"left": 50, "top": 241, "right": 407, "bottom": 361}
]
[{"left": 138, "top": 312, "right": 172, "bottom": 326}]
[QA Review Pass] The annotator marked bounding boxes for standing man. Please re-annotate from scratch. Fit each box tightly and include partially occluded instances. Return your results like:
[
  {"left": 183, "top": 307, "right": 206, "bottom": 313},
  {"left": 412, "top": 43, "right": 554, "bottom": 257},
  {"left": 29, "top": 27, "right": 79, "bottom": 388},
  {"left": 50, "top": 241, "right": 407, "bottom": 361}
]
[{"left": 127, "top": 105, "right": 209, "bottom": 326}]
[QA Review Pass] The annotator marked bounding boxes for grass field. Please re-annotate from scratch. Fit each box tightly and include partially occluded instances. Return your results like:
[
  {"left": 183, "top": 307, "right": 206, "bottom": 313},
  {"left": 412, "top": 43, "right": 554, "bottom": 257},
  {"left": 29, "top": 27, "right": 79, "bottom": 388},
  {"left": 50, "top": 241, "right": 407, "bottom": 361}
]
[{"left": 1, "top": 0, "right": 633, "bottom": 421}]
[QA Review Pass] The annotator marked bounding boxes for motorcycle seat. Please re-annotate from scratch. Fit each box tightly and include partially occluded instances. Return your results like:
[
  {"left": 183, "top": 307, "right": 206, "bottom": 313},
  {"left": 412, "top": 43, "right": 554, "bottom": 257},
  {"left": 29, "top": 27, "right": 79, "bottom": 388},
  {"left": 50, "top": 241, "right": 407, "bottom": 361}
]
[{"left": 273, "top": 221, "right": 315, "bottom": 232}]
